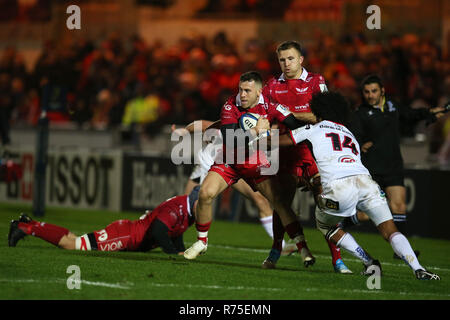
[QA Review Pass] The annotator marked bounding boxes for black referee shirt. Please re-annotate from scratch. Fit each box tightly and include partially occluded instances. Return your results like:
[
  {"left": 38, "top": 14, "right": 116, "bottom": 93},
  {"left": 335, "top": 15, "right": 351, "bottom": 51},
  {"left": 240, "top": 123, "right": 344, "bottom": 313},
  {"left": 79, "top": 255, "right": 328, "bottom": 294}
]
[{"left": 350, "top": 98, "right": 434, "bottom": 176}]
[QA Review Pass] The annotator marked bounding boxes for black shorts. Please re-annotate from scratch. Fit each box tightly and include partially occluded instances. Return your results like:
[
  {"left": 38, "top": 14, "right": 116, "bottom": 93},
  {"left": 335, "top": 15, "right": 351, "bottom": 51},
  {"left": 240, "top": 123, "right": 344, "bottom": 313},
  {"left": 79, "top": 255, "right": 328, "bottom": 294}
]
[{"left": 371, "top": 173, "right": 404, "bottom": 190}]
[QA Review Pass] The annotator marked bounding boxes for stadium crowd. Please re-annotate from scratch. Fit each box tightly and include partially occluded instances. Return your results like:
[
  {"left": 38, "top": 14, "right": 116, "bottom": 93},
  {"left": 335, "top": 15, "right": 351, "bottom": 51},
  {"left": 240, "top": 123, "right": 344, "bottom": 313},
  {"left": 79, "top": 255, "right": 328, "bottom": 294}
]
[{"left": 0, "top": 31, "right": 449, "bottom": 161}]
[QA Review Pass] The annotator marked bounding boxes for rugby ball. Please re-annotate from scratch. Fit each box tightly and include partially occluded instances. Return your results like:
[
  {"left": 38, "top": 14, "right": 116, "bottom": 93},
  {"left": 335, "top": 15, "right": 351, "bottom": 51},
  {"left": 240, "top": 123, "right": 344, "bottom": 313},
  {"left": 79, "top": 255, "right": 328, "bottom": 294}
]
[{"left": 239, "top": 113, "right": 260, "bottom": 131}]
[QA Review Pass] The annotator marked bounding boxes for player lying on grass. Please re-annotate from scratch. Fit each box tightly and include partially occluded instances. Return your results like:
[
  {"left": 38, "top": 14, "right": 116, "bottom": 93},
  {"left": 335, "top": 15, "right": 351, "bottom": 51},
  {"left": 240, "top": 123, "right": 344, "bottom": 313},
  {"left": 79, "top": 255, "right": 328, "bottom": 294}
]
[
  {"left": 172, "top": 120, "right": 297, "bottom": 255},
  {"left": 269, "top": 91, "right": 440, "bottom": 280},
  {"left": 8, "top": 187, "right": 200, "bottom": 255}
]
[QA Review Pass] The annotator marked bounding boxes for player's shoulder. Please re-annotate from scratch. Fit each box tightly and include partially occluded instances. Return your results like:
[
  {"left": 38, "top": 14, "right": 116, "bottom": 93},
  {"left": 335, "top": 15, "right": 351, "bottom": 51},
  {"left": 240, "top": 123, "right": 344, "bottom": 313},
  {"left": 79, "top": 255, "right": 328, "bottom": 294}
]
[
  {"left": 265, "top": 76, "right": 279, "bottom": 86},
  {"left": 306, "top": 71, "right": 326, "bottom": 83},
  {"left": 222, "top": 95, "right": 238, "bottom": 110}
]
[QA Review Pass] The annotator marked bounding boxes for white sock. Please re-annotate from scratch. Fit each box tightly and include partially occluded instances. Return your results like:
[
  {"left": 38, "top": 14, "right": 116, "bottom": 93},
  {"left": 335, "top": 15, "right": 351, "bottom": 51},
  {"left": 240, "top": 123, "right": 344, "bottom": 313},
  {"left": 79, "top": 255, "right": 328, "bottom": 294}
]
[
  {"left": 260, "top": 216, "right": 273, "bottom": 239},
  {"left": 389, "top": 232, "right": 423, "bottom": 271},
  {"left": 337, "top": 232, "right": 373, "bottom": 266}
]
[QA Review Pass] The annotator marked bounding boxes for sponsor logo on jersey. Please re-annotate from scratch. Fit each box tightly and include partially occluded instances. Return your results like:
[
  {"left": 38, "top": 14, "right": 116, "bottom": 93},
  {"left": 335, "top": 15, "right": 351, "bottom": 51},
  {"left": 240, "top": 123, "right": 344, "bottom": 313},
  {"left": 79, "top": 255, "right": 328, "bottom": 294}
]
[
  {"left": 319, "top": 83, "right": 328, "bottom": 92},
  {"left": 338, "top": 156, "right": 356, "bottom": 163},
  {"left": 275, "top": 90, "right": 289, "bottom": 94},
  {"left": 276, "top": 104, "right": 291, "bottom": 116},
  {"left": 387, "top": 101, "right": 396, "bottom": 112},
  {"left": 295, "top": 105, "right": 309, "bottom": 111},
  {"left": 224, "top": 104, "right": 232, "bottom": 111},
  {"left": 325, "top": 199, "right": 339, "bottom": 210},
  {"left": 295, "top": 87, "right": 308, "bottom": 93},
  {"left": 100, "top": 240, "right": 123, "bottom": 251}
]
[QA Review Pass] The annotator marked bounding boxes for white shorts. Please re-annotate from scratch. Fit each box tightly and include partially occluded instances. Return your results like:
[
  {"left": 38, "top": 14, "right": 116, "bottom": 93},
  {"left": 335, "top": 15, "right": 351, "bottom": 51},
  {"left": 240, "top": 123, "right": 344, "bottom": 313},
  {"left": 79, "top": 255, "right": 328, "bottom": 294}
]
[
  {"left": 189, "top": 164, "right": 208, "bottom": 184},
  {"left": 318, "top": 174, "right": 388, "bottom": 217},
  {"left": 315, "top": 174, "right": 393, "bottom": 237},
  {"left": 189, "top": 143, "right": 219, "bottom": 184},
  {"left": 316, "top": 203, "right": 393, "bottom": 237}
]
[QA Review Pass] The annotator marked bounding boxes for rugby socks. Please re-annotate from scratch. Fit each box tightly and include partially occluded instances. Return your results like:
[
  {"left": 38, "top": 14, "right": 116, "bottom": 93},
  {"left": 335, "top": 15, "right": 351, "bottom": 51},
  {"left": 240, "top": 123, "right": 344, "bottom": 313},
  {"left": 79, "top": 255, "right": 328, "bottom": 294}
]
[
  {"left": 326, "top": 237, "right": 342, "bottom": 266},
  {"left": 392, "top": 213, "right": 407, "bottom": 235},
  {"left": 285, "top": 220, "right": 308, "bottom": 251},
  {"left": 260, "top": 215, "right": 274, "bottom": 239},
  {"left": 336, "top": 232, "right": 373, "bottom": 266},
  {"left": 195, "top": 221, "right": 211, "bottom": 244},
  {"left": 18, "top": 221, "right": 69, "bottom": 246},
  {"left": 271, "top": 211, "right": 285, "bottom": 251},
  {"left": 389, "top": 232, "right": 423, "bottom": 271}
]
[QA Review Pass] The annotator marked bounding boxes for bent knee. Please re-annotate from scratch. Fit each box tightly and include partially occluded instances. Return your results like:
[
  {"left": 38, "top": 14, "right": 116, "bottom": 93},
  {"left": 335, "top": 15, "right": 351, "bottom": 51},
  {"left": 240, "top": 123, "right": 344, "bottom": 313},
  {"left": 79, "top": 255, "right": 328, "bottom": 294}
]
[
  {"left": 389, "top": 201, "right": 406, "bottom": 214},
  {"left": 199, "top": 185, "right": 219, "bottom": 203}
]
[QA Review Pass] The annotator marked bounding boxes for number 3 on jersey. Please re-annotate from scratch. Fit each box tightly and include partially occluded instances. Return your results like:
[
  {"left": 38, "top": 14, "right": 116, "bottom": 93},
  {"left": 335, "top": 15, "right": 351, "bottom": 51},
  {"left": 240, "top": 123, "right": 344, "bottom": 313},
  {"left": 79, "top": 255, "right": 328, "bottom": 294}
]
[{"left": 325, "top": 133, "right": 359, "bottom": 155}]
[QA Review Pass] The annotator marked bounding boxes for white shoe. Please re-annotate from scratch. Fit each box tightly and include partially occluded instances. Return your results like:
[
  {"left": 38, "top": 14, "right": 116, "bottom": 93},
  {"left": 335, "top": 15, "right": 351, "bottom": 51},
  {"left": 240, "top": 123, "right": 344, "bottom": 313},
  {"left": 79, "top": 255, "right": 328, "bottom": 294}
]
[
  {"left": 281, "top": 240, "right": 298, "bottom": 256},
  {"left": 184, "top": 240, "right": 207, "bottom": 260},
  {"left": 300, "top": 247, "right": 316, "bottom": 268}
]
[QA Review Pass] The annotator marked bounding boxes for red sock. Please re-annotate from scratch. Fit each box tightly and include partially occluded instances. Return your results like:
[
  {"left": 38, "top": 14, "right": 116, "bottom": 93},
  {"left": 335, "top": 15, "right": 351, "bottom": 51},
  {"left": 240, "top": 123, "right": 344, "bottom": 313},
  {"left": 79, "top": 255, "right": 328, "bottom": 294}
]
[
  {"left": 326, "top": 237, "right": 342, "bottom": 265},
  {"left": 285, "top": 220, "right": 308, "bottom": 251},
  {"left": 195, "top": 221, "right": 211, "bottom": 244},
  {"left": 18, "top": 221, "right": 69, "bottom": 246},
  {"left": 271, "top": 211, "right": 285, "bottom": 251}
]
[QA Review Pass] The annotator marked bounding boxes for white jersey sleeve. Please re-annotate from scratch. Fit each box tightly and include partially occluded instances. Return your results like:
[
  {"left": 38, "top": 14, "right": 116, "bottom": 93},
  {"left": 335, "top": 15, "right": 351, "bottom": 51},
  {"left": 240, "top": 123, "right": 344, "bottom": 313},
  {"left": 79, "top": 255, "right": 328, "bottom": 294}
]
[{"left": 290, "top": 121, "right": 369, "bottom": 185}]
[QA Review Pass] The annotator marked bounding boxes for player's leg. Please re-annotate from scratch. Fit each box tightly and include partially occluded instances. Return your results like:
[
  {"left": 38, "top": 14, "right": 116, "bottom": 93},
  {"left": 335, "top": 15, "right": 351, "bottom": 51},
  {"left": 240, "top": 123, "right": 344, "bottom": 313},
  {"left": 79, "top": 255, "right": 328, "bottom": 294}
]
[
  {"left": 231, "top": 179, "right": 275, "bottom": 238},
  {"left": 271, "top": 173, "right": 297, "bottom": 252},
  {"left": 365, "top": 207, "right": 439, "bottom": 279},
  {"left": 185, "top": 163, "right": 203, "bottom": 194},
  {"left": 256, "top": 176, "right": 315, "bottom": 268},
  {"left": 357, "top": 175, "right": 438, "bottom": 279},
  {"left": 75, "top": 219, "right": 135, "bottom": 252},
  {"left": 8, "top": 213, "right": 74, "bottom": 248},
  {"left": 385, "top": 185, "right": 407, "bottom": 230},
  {"left": 184, "top": 170, "right": 230, "bottom": 259},
  {"left": 304, "top": 165, "right": 350, "bottom": 273},
  {"left": 385, "top": 183, "right": 420, "bottom": 258},
  {"left": 315, "top": 208, "right": 376, "bottom": 275},
  {"left": 184, "top": 179, "right": 200, "bottom": 195}
]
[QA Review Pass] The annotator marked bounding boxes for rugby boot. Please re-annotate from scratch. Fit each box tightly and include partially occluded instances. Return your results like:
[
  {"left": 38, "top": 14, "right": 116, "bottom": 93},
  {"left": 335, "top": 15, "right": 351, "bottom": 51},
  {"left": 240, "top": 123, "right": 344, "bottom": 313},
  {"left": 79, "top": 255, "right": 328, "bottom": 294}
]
[
  {"left": 415, "top": 269, "right": 440, "bottom": 280},
  {"left": 334, "top": 258, "right": 353, "bottom": 274},
  {"left": 361, "top": 259, "right": 382, "bottom": 276},
  {"left": 8, "top": 220, "right": 27, "bottom": 247},
  {"left": 184, "top": 240, "right": 207, "bottom": 260},
  {"left": 261, "top": 248, "right": 281, "bottom": 269}
]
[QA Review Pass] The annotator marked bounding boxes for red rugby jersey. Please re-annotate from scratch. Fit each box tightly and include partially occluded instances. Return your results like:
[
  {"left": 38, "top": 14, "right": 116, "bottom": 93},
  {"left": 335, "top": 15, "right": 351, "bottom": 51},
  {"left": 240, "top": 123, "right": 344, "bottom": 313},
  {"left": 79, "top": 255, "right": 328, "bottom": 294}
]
[
  {"left": 220, "top": 93, "right": 291, "bottom": 127},
  {"left": 262, "top": 68, "right": 327, "bottom": 114},
  {"left": 220, "top": 93, "right": 291, "bottom": 164},
  {"left": 148, "top": 195, "right": 194, "bottom": 237}
]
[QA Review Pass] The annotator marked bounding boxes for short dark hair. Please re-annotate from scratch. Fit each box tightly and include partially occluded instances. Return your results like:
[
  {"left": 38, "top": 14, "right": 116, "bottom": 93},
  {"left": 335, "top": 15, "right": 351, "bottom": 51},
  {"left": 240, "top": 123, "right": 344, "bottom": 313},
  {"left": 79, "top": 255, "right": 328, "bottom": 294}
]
[
  {"left": 276, "top": 40, "right": 303, "bottom": 56},
  {"left": 310, "top": 91, "right": 351, "bottom": 125},
  {"left": 360, "top": 74, "right": 384, "bottom": 90},
  {"left": 239, "top": 71, "right": 263, "bottom": 86}
]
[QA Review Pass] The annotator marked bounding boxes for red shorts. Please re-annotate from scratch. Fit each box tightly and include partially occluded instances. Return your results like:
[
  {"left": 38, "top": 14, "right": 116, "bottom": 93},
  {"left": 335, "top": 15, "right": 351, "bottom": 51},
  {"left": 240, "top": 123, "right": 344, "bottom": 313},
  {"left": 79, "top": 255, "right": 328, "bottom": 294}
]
[
  {"left": 279, "top": 143, "right": 319, "bottom": 180},
  {"left": 209, "top": 151, "right": 272, "bottom": 190},
  {"left": 77, "top": 213, "right": 157, "bottom": 252}
]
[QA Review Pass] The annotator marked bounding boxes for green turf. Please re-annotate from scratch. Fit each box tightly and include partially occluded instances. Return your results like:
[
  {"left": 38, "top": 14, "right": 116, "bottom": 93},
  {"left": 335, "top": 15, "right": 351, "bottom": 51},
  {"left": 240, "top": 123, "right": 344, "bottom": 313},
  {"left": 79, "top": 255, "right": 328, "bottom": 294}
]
[{"left": 0, "top": 202, "right": 449, "bottom": 300}]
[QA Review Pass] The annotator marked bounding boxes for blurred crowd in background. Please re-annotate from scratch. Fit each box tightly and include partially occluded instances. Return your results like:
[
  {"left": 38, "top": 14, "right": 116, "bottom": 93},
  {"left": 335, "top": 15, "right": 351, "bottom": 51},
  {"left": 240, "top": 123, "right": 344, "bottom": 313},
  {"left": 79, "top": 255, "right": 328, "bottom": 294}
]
[{"left": 0, "top": 30, "right": 449, "bottom": 161}]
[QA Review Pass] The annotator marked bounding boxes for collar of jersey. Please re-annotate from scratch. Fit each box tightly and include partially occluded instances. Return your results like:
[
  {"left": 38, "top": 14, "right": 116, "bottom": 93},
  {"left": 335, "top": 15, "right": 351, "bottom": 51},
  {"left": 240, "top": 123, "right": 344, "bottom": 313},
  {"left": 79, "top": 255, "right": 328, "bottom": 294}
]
[
  {"left": 235, "top": 93, "right": 265, "bottom": 107},
  {"left": 278, "top": 67, "right": 308, "bottom": 81}
]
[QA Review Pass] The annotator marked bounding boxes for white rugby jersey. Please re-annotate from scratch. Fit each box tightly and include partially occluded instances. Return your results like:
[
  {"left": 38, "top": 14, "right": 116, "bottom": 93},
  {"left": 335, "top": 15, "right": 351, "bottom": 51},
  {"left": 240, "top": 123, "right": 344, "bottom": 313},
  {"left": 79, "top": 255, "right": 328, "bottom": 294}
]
[
  {"left": 196, "top": 129, "right": 222, "bottom": 172},
  {"left": 289, "top": 120, "right": 370, "bottom": 185}
]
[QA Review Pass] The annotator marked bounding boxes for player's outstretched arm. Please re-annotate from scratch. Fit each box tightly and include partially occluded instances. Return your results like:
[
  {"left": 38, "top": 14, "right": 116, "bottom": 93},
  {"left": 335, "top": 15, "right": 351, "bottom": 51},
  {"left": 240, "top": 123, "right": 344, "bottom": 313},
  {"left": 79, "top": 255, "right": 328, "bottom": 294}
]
[
  {"left": 185, "top": 120, "right": 215, "bottom": 133},
  {"left": 171, "top": 235, "right": 186, "bottom": 255},
  {"left": 292, "top": 112, "right": 318, "bottom": 124},
  {"left": 149, "top": 219, "right": 183, "bottom": 255}
]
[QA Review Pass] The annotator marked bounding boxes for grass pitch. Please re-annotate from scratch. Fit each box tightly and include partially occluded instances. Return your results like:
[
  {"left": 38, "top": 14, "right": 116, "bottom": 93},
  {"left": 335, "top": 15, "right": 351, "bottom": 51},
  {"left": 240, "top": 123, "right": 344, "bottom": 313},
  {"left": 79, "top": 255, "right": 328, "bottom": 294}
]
[{"left": 0, "top": 202, "right": 449, "bottom": 300}]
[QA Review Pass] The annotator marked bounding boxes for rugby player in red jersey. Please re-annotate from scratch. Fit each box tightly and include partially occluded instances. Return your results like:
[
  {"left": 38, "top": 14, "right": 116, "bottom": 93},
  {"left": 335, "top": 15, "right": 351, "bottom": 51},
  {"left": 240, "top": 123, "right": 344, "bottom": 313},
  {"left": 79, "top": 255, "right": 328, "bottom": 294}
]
[
  {"left": 262, "top": 40, "right": 351, "bottom": 273},
  {"left": 184, "top": 71, "right": 316, "bottom": 267},
  {"left": 8, "top": 187, "right": 201, "bottom": 255}
]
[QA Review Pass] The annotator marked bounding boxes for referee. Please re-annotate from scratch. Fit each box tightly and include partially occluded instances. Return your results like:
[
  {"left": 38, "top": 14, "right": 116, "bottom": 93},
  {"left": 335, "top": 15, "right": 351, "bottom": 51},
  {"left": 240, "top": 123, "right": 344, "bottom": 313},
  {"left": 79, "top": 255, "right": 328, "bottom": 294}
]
[{"left": 350, "top": 74, "right": 446, "bottom": 258}]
